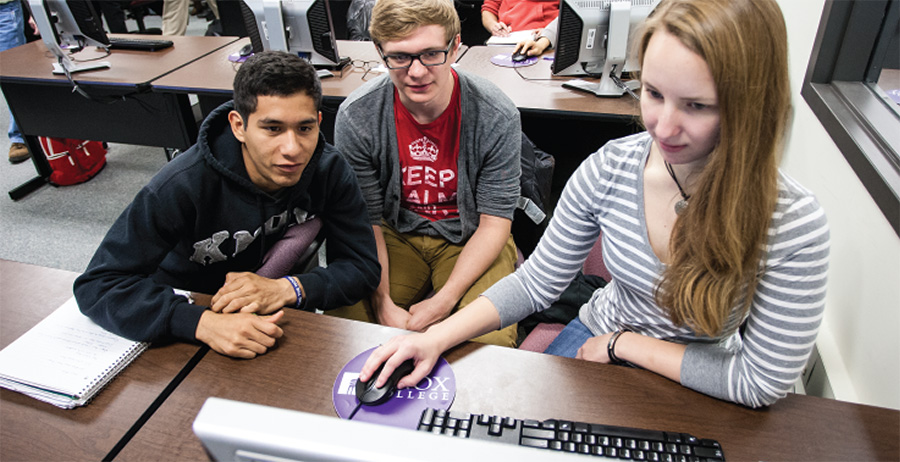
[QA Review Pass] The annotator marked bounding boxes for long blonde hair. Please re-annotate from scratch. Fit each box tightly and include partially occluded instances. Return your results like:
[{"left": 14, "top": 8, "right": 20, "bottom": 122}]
[{"left": 640, "top": 0, "right": 792, "bottom": 337}]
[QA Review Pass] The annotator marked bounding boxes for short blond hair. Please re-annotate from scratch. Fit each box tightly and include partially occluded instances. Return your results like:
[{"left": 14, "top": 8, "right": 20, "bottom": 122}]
[{"left": 369, "top": 0, "right": 461, "bottom": 45}]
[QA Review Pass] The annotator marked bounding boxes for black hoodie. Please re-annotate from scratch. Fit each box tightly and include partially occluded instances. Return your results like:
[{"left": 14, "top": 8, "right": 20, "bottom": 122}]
[{"left": 73, "top": 101, "right": 380, "bottom": 342}]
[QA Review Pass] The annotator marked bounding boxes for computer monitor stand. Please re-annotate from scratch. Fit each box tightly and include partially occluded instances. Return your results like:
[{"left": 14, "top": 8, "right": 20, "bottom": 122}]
[
  {"left": 561, "top": 1, "right": 634, "bottom": 98},
  {"left": 52, "top": 60, "right": 111, "bottom": 75},
  {"left": 563, "top": 77, "right": 640, "bottom": 98},
  {"left": 314, "top": 56, "right": 351, "bottom": 71},
  {"left": 44, "top": 38, "right": 110, "bottom": 75}
]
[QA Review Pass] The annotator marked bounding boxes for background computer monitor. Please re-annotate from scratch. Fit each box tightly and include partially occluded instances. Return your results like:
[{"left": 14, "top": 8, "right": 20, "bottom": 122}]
[
  {"left": 242, "top": 0, "right": 349, "bottom": 69},
  {"left": 552, "top": 0, "right": 660, "bottom": 97},
  {"left": 28, "top": 0, "right": 111, "bottom": 74}
]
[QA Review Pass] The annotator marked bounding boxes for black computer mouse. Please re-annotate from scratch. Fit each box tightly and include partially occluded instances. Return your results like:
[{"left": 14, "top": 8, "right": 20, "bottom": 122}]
[
  {"left": 355, "top": 359, "right": 416, "bottom": 406},
  {"left": 511, "top": 50, "right": 528, "bottom": 62},
  {"left": 239, "top": 43, "right": 253, "bottom": 57}
]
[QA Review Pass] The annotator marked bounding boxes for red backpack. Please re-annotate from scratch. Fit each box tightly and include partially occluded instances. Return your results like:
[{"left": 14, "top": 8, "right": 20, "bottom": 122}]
[{"left": 38, "top": 137, "right": 107, "bottom": 186}]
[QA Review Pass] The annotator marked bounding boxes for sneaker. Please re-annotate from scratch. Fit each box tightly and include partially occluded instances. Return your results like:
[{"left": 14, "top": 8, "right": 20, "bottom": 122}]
[{"left": 8, "top": 142, "right": 30, "bottom": 164}]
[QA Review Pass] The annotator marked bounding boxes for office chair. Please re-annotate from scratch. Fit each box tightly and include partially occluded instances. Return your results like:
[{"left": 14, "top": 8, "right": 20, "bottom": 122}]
[
  {"left": 256, "top": 217, "right": 323, "bottom": 279},
  {"left": 122, "top": 0, "right": 164, "bottom": 35},
  {"left": 518, "top": 234, "right": 609, "bottom": 352}
]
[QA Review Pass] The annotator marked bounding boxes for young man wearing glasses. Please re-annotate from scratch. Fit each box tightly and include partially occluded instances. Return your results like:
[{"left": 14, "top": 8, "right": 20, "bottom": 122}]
[{"left": 332, "top": 0, "right": 522, "bottom": 347}]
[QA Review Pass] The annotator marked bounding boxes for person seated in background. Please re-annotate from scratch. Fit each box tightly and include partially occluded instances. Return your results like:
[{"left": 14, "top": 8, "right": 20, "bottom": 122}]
[
  {"left": 482, "top": 0, "right": 557, "bottom": 38},
  {"left": 360, "top": 0, "right": 830, "bottom": 409},
  {"left": 74, "top": 51, "right": 380, "bottom": 359},
  {"left": 512, "top": 15, "right": 556, "bottom": 58},
  {"left": 330, "top": 0, "right": 522, "bottom": 348},
  {"left": 346, "top": 0, "right": 376, "bottom": 41}
]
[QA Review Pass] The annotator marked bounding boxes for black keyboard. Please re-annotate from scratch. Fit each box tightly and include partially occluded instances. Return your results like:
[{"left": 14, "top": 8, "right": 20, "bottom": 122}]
[
  {"left": 417, "top": 408, "right": 726, "bottom": 461},
  {"left": 107, "top": 38, "right": 174, "bottom": 51}
]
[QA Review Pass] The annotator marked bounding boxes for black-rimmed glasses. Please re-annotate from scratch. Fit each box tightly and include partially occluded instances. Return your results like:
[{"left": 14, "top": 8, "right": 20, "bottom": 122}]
[{"left": 379, "top": 39, "right": 454, "bottom": 70}]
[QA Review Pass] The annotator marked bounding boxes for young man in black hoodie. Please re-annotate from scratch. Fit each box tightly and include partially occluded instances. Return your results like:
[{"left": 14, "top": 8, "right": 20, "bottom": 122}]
[{"left": 74, "top": 51, "right": 380, "bottom": 358}]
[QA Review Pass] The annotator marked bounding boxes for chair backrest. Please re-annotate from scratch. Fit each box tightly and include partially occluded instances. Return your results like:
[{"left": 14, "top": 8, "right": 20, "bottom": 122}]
[
  {"left": 582, "top": 233, "right": 611, "bottom": 282},
  {"left": 256, "top": 217, "right": 323, "bottom": 279}
]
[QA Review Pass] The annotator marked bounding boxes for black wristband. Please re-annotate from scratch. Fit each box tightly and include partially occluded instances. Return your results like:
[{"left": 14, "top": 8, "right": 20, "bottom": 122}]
[{"left": 607, "top": 330, "right": 628, "bottom": 365}]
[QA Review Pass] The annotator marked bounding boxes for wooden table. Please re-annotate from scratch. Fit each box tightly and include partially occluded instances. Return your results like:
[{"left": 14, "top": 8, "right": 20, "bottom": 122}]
[
  {"left": 150, "top": 38, "right": 446, "bottom": 143},
  {"left": 0, "top": 34, "right": 239, "bottom": 200},
  {"left": 0, "top": 260, "right": 205, "bottom": 461},
  {"left": 115, "top": 309, "right": 899, "bottom": 461},
  {"left": 453, "top": 45, "right": 641, "bottom": 120},
  {"left": 151, "top": 38, "right": 387, "bottom": 103}
]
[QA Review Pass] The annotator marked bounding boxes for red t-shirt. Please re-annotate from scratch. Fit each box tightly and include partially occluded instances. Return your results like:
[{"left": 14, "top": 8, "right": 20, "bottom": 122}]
[{"left": 395, "top": 71, "right": 462, "bottom": 221}]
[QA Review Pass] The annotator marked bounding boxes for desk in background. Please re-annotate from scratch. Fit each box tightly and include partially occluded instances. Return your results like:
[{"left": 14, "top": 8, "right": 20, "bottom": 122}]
[
  {"left": 115, "top": 309, "right": 899, "bottom": 461},
  {"left": 454, "top": 45, "right": 640, "bottom": 121},
  {"left": 151, "top": 39, "right": 385, "bottom": 110},
  {"left": 454, "top": 45, "right": 643, "bottom": 207},
  {"left": 0, "top": 35, "right": 239, "bottom": 200},
  {"left": 151, "top": 39, "right": 470, "bottom": 143},
  {"left": 0, "top": 260, "right": 205, "bottom": 461}
]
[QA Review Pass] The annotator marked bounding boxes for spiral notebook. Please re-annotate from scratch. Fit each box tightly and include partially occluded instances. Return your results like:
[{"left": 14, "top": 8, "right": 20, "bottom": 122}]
[{"left": 0, "top": 297, "right": 149, "bottom": 409}]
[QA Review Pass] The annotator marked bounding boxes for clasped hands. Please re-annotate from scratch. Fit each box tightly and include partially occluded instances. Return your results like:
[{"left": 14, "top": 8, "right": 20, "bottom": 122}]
[
  {"left": 195, "top": 272, "right": 297, "bottom": 359},
  {"left": 375, "top": 294, "right": 454, "bottom": 333}
]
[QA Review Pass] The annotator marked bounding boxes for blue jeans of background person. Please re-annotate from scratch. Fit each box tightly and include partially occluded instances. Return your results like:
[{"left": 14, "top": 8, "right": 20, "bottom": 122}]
[
  {"left": 544, "top": 316, "right": 594, "bottom": 358},
  {"left": 0, "top": 0, "right": 25, "bottom": 144}
]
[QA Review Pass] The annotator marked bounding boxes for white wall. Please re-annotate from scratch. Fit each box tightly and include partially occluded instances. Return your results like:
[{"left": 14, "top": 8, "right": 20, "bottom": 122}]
[{"left": 777, "top": 0, "right": 900, "bottom": 410}]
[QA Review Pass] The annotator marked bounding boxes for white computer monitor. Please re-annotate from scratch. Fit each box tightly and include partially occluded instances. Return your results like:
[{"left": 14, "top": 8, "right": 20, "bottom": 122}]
[
  {"left": 193, "top": 397, "right": 607, "bottom": 461},
  {"left": 242, "top": 0, "right": 349, "bottom": 69},
  {"left": 28, "top": 0, "right": 111, "bottom": 74},
  {"left": 552, "top": 0, "right": 660, "bottom": 97}
]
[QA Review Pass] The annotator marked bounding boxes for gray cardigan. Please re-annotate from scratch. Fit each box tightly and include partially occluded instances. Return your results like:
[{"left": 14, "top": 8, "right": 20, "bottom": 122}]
[{"left": 334, "top": 69, "right": 521, "bottom": 244}]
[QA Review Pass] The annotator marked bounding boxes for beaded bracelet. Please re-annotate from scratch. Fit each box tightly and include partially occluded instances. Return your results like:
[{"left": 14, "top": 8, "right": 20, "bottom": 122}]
[
  {"left": 607, "top": 330, "right": 629, "bottom": 365},
  {"left": 284, "top": 276, "right": 303, "bottom": 309}
]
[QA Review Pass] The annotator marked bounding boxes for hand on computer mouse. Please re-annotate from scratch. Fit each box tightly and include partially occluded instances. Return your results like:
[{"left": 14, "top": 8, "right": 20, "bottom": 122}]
[
  {"left": 355, "top": 358, "right": 416, "bottom": 406},
  {"left": 359, "top": 336, "right": 440, "bottom": 390},
  {"left": 511, "top": 50, "right": 528, "bottom": 62}
]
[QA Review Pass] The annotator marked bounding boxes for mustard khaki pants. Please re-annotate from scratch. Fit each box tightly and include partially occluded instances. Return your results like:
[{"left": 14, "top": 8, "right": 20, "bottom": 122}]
[{"left": 328, "top": 225, "right": 519, "bottom": 347}]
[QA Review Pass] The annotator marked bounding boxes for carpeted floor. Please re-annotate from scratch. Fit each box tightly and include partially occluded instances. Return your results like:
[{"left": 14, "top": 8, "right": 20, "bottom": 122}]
[{"left": 0, "top": 12, "right": 212, "bottom": 272}]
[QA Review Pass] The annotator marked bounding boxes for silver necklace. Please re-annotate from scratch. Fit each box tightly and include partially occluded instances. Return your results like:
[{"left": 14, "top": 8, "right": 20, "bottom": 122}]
[{"left": 664, "top": 161, "right": 690, "bottom": 215}]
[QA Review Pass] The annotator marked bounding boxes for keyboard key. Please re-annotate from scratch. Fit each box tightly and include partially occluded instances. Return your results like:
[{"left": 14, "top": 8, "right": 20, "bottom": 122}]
[
  {"left": 420, "top": 408, "right": 434, "bottom": 426},
  {"left": 521, "top": 427, "right": 555, "bottom": 440},
  {"left": 694, "top": 446, "right": 724, "bottom": 459},
  {"left": 522, "top": 419, "right": 541, "bottom": 428},
  {"left": 521, "top": 437, "right": 549, "bottom": 449}
]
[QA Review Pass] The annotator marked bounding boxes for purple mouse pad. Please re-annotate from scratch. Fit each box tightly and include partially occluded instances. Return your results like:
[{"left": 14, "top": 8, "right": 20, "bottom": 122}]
[
  {"left": 490, "top": 53, "right": 539, "bottom": 68},
  {"left": 227, "top": 52, "right": 249, "bottom": 63},
  {"left": 332, "top": 347, "right": 455, "bottom": 429}
]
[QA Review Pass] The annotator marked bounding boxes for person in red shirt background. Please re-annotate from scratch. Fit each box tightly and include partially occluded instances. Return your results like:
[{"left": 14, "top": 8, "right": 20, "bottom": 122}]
[{"left": 481, "top": 0, "right": 558, "bottom": 37}]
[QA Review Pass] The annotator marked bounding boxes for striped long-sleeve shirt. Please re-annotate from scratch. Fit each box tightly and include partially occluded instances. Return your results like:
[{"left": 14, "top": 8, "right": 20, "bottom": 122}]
[{"left": 484, "top": 132, "right": 830, "bottom": 408}]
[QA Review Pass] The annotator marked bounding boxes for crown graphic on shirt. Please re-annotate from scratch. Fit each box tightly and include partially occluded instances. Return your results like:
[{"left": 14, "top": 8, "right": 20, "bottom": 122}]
[{"left": 409, "top": 136, "right": 439, "bottom": 163}]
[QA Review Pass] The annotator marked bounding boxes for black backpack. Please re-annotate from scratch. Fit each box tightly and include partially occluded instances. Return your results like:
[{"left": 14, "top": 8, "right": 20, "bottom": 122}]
[{"left": 513, "top": 134, "right": 555, "bottom": 257}]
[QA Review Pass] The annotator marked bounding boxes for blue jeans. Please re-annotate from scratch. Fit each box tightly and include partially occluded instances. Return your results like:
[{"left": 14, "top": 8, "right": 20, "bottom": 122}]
[
  {"left": 544, "top": 316, "right": 595, "bottom": 358},
  {"left": 0, "top": 1, "right": 25, "bottom": 144}
]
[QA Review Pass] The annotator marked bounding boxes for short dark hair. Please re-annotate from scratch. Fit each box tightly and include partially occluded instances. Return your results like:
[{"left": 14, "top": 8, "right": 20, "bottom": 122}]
[{"left": 232, "top": 51, "right": 323, "bottom": 122}]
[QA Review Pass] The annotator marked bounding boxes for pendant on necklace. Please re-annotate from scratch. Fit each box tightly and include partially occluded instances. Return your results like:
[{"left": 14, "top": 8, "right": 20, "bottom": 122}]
[{"left": 675, "top": 199, "right": 688, "bottom": 215}]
